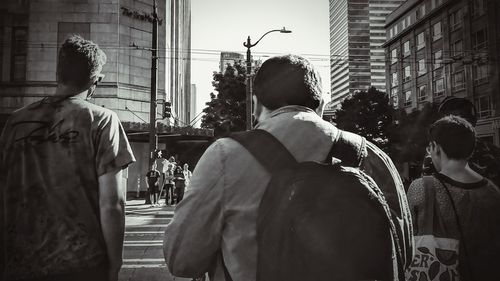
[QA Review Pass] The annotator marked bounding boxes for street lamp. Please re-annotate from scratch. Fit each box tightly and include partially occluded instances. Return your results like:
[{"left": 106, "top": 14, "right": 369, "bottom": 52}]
[{"left": 243, "top": 27, "right": 292, "bottom": 130}]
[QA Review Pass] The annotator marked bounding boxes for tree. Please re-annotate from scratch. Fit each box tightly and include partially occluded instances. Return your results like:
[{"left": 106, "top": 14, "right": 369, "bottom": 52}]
[
  {"left": 201, "top": 64, "right": 247, "bottom": 137},
  {"left": 333, "top": 87, "right": 394, "bottom": 151},
  {"left": 388, "top": 102, "right": 440, "bottom": 177}
]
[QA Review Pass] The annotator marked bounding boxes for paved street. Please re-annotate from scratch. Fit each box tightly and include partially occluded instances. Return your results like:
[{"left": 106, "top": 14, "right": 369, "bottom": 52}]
[{"left": 119, "top": 199, "right": 191, "bottom": 281}]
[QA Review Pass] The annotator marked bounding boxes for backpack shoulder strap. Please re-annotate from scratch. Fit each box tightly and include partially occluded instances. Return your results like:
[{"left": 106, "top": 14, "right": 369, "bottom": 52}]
[
  {"left": 228, "top": 129, "right": 297, "bottom": 173},
  {"left": 326, "top": 130, "right": 367, "bottom": 168}
]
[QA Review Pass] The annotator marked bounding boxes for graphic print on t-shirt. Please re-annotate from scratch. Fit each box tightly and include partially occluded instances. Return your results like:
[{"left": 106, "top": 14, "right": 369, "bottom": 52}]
[{"left": 12, "top": 119, "right": 79, "bottom": 147}]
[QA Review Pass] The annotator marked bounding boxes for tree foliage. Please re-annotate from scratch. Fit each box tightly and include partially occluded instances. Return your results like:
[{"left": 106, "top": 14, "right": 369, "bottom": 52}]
[
  {"left": 201, "top": 64, "right": 247, "bottom": 137},
  {"left": 333, "top": 87, "right": 443, "bottom": 178},
  {"left": 333, "top": 87, "right": 394, "bottom": 151},
  {"left": 388, "top": 102, "right": 440, "bottom": 171}
]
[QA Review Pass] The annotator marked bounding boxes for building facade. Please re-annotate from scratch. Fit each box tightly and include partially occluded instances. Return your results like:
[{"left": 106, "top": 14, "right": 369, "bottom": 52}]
[
  {"left": 189, "top": 83, "right": 197, "bottom": 125},
  {"left": 169, "top": 0, "right": 191, "bottom": 126},
  {"left": 0, "top": 0, "right": 196, "bottom": 193},
  {"left": 383, "top": 0, "right": 500, "bottom": 145},
  {"left": 220, "top": 51, "right": 244, "bottom": 73},
  {"left": 329, "top": 0, "right": 405, "bottom": 108}
]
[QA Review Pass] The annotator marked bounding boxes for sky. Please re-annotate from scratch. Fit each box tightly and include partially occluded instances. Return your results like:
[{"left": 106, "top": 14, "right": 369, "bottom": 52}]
[{"left": 190, "top": 0, "right": 331, "bottom": 126}]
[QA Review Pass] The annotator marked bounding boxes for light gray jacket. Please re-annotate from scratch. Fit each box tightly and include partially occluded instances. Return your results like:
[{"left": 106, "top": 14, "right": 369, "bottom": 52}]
[{"left": 163, "top": 105, "right": 412, "bottom": 281}]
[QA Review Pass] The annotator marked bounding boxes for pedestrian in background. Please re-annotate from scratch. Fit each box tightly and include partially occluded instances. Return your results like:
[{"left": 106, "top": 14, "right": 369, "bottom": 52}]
[
  {"left": 0, "top": 35, "right": 135, "bottom": 281},
  {"left": 183, "top": 163, "right": 193, "bottom": 192},
  {"left": 163, "top": 163, "right": 176, "bottom": 205},
  {"left": 407, "top": 116, "right": 500, "bottom": 280},
  {"left": 173, "top": 164, "right": 186, "bottom": 204},
  {"left": 168, "top": 155, "right": 177, "bottom": 168},
  {"left": 146, "top": 163, "right": 161, "bottom": 207}
]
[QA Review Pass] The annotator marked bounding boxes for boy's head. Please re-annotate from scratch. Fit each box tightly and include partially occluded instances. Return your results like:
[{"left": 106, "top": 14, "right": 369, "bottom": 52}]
[{"left": 428, "top": 115, "right": 476, "bottom": 166}]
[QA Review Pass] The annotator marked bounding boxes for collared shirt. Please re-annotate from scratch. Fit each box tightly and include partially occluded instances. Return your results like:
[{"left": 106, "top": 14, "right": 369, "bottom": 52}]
[
  {"left": 0, "top": 97, "right": 135, "bottom": 280},
  {"left": 163, "top": 105, "right": 412, "bottom": 281}
]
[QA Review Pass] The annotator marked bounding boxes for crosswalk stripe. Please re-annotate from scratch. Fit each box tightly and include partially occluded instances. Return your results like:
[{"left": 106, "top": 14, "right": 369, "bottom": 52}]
[
  {"left": 124, "top": 244, "right": 163, "bottom": 247},
  {"left": 125, "top": 240, "right": 163, "bottom": 243},
  {"left": 125, "top": 231, "right": 164, "bottom": 234},
  {"left": 126, "top": 224, "right": 169, "bottom": 228},
  {"left": 124, "top": 258, "right": 165, "bottom": 262},
  {"left": 126, "top": 216, "right": 173, "bottom": 219},
  {"left": 121, "top": 264, "right": 166, "bottom": 268}
]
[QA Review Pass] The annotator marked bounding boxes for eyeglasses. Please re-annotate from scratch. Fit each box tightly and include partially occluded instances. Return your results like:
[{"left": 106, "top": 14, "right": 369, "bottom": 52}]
[{"left": 94, "top": 74, "right": 105, "bottom": 86}]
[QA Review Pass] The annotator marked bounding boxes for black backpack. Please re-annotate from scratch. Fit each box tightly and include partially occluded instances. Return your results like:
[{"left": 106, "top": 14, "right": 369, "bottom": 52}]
[{"left": 229, "top": 129, "right": 404, "bottom": 281}]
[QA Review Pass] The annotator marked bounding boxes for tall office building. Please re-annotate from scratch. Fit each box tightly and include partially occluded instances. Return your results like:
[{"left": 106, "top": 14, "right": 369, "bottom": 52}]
[
  {"left": 188, "top": 83, "right": 197, "bottom": 126},
  {"left": 329, "top": 0, "right": 404, "bottom": 108},
  {"left": 170, "top": 0, "right": 192, "bottom": 126}
]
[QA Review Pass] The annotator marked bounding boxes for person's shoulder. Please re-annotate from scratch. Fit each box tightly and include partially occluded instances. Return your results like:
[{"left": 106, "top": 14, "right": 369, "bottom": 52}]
[
  {"left": 407, "top": 177, "right": 426, "bottom": 203},
  {"left": 409, "top": 177, "right": 425, "bottom": 188},
  {"left": 211, "top": 136, "right": 246, "bottom": 152},
  {"left": 65, "top": 98, "right": 118, "bottom": 120},
  {"left": 197, "top": 136, "right": 251, "bottom": 165},
  {"left": 6, "top": 100, "right": 44, "bottom": 122},
  {"left": 484, "top": 179, "right": 500, "bottom": 194}
]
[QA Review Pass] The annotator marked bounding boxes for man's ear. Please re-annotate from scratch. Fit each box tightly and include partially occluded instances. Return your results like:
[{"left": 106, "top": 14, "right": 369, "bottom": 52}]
[
  {"left": 252, "top": 95, "right": 262, "bottom": 117},
  {"left": 433, "top": 142, "right": 442, "bottom": 156},
  {"left": 85, "top": 79, "right": 97, "bottom": 100},
  {"left": 316, "top": 98, "right": 325, "bottom": 117}
]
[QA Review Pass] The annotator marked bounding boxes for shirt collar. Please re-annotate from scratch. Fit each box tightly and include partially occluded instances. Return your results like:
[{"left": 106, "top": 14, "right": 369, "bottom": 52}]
[{"left": 269, "top": 105, "right": 316, "bottom": 118}]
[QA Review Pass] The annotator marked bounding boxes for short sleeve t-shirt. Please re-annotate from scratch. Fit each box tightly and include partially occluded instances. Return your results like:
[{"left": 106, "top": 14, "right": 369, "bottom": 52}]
[
  {"left": 147, "top": 170, "right": 161, "bottom": 186},
  {"left": 0, "top": 97, "right": 136, "bottom": 280},
  {"left": 174, "top": 167, "right": 185, "bottom": 183},
  {"left": 407, "top": 174, "right": 500, "bottom": 280}
]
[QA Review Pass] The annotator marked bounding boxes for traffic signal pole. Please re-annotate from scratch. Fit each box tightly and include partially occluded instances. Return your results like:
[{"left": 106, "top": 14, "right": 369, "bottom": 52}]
[
  {"left": 149, "top": 0, "right": 159, "bottom": 169},
  {"left": 245, "top": 37, "right": 252, "bottom": 130}
]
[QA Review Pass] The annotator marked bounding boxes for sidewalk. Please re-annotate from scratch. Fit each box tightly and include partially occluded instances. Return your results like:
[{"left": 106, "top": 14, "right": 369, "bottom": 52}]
[{"left": 120, "top": 199, "right": 192, "bottom": 281}]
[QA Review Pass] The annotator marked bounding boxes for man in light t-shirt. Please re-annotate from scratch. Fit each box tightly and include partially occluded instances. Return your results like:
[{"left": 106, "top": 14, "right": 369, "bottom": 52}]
[{"left": 0, "top": 35, "right": 135, "bottom": 281}]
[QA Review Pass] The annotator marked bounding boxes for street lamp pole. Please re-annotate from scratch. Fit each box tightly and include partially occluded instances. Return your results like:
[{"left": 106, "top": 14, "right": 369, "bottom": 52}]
[
  {"left": 149, "top": 0, "right": 159, "bottom": 169},
  {"left": 243, "top": 27, "right": 291, "bottom": 130}
]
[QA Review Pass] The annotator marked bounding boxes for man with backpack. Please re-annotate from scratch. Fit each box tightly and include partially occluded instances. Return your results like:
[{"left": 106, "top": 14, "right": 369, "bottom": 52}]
[{"left": 163, "top": 55, "right": 413, "bottom": 281}]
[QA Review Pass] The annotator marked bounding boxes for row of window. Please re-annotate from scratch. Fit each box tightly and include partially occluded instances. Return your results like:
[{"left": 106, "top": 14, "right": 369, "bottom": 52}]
[
  {"left": 388, "top": 0, "right": 437, "bottom": 40},
  {"left": 391, "top": 50, "right": 444, "bottom": 72},
  {"left": 8, "top": 22, "right": 96, "bottom": 82},
  {"left": 391, "top": 78, "right": 445, "bottom": 108},
  {"left": 391, "top": 62, "right": 488, "bottom": 88},
  {"left": 11, "top": 27, "right": 28, "bottom": 81},
  {"left": 387, "top": 0, "right": 487, "bottom": 40},
  {"left": 392, "top": 85, "right": 491, "bottom": 117},
  {"left": 390, "top": 27, "right": 488, "bottom": 66}
]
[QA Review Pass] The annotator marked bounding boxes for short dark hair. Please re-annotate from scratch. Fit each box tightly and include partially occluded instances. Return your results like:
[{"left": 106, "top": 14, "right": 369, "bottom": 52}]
[
  {"left": 438, "top": 97, "right": 477, "bottom": 126},
  {"left": 253, "top": 54, "right": 322, "bottom": 110},
  {"left": 57, "top": 35, "right": 106, "bottom": 89},
  {"left": 429, "top": 115, "right": 476, "bottom": 160}
]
